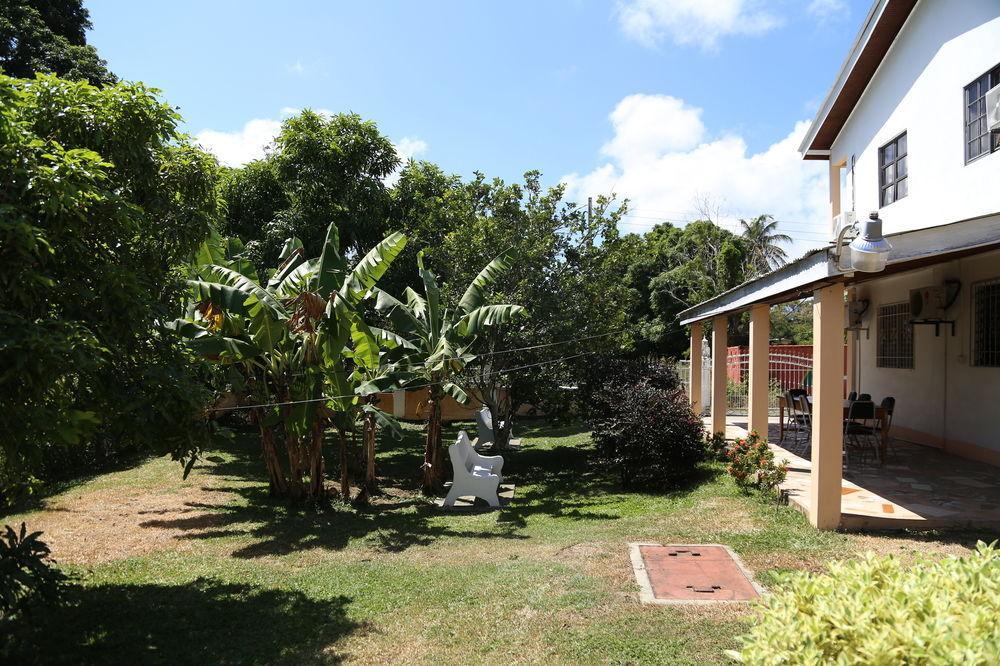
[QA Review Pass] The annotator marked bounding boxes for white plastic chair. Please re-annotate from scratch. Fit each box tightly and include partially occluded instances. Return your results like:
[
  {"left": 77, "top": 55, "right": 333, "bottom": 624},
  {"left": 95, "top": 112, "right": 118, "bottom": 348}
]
[
  {"left": 476, "top": 406, "right": 512, "bottom": 448},
  {"left": 443, "top": 431, "right": 504, "bottom": 508}
]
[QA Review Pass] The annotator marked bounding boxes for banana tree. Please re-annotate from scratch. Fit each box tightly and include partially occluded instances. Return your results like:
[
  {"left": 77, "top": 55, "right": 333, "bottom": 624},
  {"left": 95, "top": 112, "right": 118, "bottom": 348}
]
[
  {"left": 375, "top": 251, "right": 525, "bottom": 494},
  {"left": 173, "top": 222, "right": 406, "bottom": 502}
]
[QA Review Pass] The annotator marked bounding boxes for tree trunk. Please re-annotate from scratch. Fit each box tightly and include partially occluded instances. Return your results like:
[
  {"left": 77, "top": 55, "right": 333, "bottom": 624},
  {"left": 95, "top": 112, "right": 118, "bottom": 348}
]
[
  {"left": 363, "top": 410, "right": 377, "bottom": 494},
  {"left": 421, "top": 385, "right": 444, "bottom": 495},
  {"left": 308, "top": 417, "right": 326, "bottom": 500},
  {"left": 337, "top": 426, "right": 351, "bottom": 502},
  {"left": 258, "top": 419, "right": 288, "bottom": 497}
]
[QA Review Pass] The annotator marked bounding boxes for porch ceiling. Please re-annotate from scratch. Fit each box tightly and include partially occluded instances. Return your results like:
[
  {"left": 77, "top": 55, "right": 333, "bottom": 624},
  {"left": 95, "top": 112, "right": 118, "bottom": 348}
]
[{"left": 678, "top": 214, "right": 1000, "bottom": 325}]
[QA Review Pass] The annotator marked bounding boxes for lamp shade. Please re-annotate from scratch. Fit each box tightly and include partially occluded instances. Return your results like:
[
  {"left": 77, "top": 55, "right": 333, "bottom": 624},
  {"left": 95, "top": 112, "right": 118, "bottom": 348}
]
[{"left": 848, "top": 215, "right": 891, "bottom": 273}]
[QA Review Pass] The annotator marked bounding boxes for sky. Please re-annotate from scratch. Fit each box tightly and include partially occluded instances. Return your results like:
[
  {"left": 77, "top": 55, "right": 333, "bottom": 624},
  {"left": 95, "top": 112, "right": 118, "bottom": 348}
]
[{"left": 87, "top": 0, "right": 872, "bottom": 254}]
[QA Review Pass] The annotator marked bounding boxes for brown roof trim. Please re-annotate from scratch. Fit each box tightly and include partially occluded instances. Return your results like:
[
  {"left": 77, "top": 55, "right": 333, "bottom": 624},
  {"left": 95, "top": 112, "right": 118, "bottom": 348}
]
[{"left": 804, "top": 0, "right": 918, "bottom": 156}]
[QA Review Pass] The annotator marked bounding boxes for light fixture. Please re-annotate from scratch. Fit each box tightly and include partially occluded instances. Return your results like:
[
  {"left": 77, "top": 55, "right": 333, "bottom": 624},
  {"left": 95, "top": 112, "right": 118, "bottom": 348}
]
[{"left": 834, "top": 212, "right": 892, "bottom": 273}]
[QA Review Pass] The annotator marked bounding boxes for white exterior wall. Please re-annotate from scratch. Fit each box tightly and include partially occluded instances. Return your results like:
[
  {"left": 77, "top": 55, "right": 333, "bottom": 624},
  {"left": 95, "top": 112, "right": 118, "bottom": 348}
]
[
  {"left": 853, "top": 244, "right": 1000, "bottom": 462},
  {"left": 830, "top": 0, "right": 1000, "bottom": 235}
]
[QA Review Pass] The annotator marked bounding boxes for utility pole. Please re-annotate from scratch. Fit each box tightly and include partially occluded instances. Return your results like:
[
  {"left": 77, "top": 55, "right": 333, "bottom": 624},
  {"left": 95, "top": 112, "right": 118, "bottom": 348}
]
[{"left": 587, "top": 196, "right": 592, "bottom": 225}]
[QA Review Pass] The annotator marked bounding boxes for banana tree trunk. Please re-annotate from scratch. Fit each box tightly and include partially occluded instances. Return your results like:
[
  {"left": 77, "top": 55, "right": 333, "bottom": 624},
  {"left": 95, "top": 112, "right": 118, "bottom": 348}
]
[
  {"left": 252, "top": 410, "right": 287, "bottom": 497},
  {"left": 421, "top": 385, "right": 444, "bottom": 495},
  {"left": 363, "top": 409, "right": 377, "bottom": 495},
  {"left": 308, "top": 417, "right": 326, "bottom": 500},
  {"left": 337, "top": 426, "right": 351, "bottom": 502}
]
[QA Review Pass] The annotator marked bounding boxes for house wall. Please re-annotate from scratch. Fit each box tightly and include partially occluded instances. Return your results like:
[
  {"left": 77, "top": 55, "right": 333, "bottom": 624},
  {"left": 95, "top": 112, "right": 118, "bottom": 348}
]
[
  {"left": 830, "top": 0, "right": 1000, "bottom": 235},
  {"left": 853, "top": 245, "right": 1000, "bottom": 466}
]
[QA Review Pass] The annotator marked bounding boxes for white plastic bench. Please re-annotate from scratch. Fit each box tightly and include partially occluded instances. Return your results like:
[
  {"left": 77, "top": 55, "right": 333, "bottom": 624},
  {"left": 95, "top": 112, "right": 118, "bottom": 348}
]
[{"left": 443, "top": 431, "right": 504, "bottom": 508}]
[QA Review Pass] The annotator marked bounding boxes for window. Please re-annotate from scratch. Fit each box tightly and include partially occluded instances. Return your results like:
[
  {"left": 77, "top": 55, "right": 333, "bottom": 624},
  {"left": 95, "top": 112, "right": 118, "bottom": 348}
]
[
  {"left": 972, "top": 278, "right": 1000, "bottom": 367},
  {"left": 965, "top": 65, "right": 1000, "bottom": 164},
  {"left": 878, "top": 133, "right": 907, "bottom": 207},
  {"left": 877, "top": 302, "right": 913, "bottom": 369}
]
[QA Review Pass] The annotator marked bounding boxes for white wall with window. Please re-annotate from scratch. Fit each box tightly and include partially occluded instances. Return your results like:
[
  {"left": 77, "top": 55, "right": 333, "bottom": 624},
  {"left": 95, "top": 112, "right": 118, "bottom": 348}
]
[
  {"left": 829, "top": 0, "right": 1000, "bottom": 236},
  {"left": 853, "top": 246, "right": 1000, "bottom": 463}
]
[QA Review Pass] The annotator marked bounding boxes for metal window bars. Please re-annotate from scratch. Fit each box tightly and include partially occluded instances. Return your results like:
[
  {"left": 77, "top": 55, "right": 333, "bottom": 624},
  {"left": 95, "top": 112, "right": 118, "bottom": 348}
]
[
  {"left": 972, "top": 278, "right": 1000, "bottom": 368},
  {"left": 877, "top": 302, "right": 914, "bottom": 369}
]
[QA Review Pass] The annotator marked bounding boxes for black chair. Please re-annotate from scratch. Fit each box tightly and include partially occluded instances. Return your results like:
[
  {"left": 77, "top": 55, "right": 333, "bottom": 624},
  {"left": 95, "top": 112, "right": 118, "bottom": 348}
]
[
  {"left": 879, "top": 396, "right": 896, "bottom": 457},
  {"left": 844, "top": 400, "right": 879, "bottom": 467},
  {"left": 847, "top": 391, "right": 858, "bottom": 401},
  {"left": 857, "top": 393, "right": 872, "bottom": 401}
]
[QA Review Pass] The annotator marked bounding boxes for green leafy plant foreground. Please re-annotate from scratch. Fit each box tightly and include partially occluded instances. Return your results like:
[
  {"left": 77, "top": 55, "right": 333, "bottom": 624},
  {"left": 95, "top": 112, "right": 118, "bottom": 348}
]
[{"left": 728, "top": 542, "right": 1000, "bottom": 665}]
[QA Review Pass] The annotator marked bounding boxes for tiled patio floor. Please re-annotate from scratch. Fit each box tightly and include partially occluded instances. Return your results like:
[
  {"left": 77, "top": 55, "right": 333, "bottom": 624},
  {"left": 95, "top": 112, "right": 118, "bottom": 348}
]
[{"left": 709, "top": 416, "right": 1000, "bottom": 530}]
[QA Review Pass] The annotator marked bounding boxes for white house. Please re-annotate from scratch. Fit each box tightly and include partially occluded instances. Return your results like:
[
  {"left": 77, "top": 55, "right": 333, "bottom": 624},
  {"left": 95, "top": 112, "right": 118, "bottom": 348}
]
[{"left": 679, "top": 0, "right": 1000, "bottom": 529}]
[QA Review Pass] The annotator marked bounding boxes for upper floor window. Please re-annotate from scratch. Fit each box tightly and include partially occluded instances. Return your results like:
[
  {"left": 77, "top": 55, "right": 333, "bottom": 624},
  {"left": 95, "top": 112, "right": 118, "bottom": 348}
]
[
  {"left": 965, "top": 64, "right": 1000, "bottom": 164},
  {"left": 878, "top": 132, "right": 907, "bottom": 207}
]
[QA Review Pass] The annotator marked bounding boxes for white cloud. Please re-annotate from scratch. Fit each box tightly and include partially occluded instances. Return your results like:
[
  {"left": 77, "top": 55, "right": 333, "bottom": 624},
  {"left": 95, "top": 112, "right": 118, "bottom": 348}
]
[
  {"left": 384, "top": 137, "right": 429, "bottom": 185},
  {"left": 807, "top": 0, "right": 849, "bottom": 22},
  {"left": 287, "top": 60, "right": 306, "bottom": 76},
  {"left": 561, "top": 94, "right": 829, "bottom": 254},
  {"left": 195, "top": 118, "right": 282, "bottom": 167},
  {"left": 617, "top": 0, "right": 782, "bottom": 49}
]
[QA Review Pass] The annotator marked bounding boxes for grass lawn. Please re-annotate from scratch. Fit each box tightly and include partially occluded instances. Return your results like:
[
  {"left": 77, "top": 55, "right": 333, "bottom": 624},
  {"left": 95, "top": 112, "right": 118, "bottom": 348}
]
[{"left": 2, "top": 420, "right": 985, "bottom": 664}]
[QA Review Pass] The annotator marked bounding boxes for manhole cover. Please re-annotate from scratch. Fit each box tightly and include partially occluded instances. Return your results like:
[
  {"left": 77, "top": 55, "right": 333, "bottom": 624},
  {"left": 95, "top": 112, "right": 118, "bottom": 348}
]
[{"left": 629, "top": 543, "right": 763, "bottom": 604}]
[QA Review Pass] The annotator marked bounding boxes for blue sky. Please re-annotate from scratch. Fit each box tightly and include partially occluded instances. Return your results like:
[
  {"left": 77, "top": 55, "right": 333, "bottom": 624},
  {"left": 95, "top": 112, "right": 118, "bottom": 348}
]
[{"left": 88, "top": 0, "right": 871, "bottom": 249}]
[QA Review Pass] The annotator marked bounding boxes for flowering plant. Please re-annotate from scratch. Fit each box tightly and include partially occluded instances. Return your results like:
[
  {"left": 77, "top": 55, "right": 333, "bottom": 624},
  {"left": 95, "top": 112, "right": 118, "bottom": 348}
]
[{"left": 726, "top": 430, "right": 787, "bottom": 492}]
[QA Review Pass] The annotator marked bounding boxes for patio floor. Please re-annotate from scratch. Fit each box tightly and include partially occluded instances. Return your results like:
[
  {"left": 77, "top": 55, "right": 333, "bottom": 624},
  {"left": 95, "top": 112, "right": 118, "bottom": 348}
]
[{"left": 709, "top": 416, "right": 1000, "bottom": 530}]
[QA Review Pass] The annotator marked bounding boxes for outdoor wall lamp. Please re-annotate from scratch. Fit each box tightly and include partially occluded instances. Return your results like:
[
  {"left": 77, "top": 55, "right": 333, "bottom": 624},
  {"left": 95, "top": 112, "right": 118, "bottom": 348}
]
[{"left": 834, "top": 212, "right": 892, "bottom": 273}]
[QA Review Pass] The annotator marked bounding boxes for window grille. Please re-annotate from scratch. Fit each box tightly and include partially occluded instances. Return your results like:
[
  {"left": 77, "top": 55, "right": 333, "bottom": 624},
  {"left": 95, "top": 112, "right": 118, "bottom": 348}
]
[
  {"left": 972, "top": 278, "right": 1000, "bottom": 367},
  {"left": 877, "top": 302, "right": 913, "bottom": 369}
]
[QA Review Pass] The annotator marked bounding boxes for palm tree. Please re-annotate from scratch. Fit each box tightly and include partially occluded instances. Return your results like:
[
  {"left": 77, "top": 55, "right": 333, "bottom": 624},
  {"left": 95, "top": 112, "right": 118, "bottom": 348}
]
[
  {"left": 739, "top": 214, "right": 792, "bottom": 277},
  {"left": 375, "top": 251, "right": 525, "bottom": 494}
]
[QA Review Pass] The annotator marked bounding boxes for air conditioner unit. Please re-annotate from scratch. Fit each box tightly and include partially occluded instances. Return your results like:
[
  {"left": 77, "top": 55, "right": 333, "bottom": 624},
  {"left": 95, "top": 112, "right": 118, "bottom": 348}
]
[
  {"left": 910, "top": 286, "right": 948, "bottom": 319},
  {"left": 832, "top": 210, "right": 857, "bottom": 238},
  {"left": 987, "top": 84, "right": 1000, "bottom": 131}
]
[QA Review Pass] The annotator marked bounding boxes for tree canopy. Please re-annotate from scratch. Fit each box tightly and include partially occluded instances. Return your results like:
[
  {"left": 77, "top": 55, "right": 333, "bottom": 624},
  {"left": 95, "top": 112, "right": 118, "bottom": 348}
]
[{"left": 0, "top": 0, "right": 115, "bottom": 85}]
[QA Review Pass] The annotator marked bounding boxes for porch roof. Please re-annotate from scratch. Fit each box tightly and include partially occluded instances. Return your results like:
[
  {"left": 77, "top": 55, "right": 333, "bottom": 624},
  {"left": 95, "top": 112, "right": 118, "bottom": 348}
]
[{"left": 678, "top": 214, "right": 1000, "bottom": 325}]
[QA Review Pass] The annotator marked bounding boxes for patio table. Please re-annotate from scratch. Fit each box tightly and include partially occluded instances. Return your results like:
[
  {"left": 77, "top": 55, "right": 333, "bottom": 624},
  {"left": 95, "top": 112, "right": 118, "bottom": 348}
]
[{"left": 776, "top": 396, "right": 890, "bottom": 462}]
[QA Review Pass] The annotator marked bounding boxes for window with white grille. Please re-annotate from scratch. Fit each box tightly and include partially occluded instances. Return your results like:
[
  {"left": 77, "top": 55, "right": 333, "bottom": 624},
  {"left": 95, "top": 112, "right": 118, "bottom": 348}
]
[
  {"left": 972, "top": 278, "right": 1000, "bottom": 367},
  {"left": 877, "top": 302, "right": 913, "bottom": 369}
]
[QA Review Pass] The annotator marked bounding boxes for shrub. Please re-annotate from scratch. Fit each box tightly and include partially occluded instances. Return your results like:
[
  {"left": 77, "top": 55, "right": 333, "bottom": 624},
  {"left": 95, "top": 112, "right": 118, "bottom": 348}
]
[
  {"left": 727, "top": 542, "right": 1000, "bottom": 665},
  {"left": 726, "top": 431, "right": 786, "bottom": 492},
  {"left": 0, "top": 523, "right": 67, "bottom": 623},
  {"left": 589, "top": 357, "right": 705, "bottom": 489},
  {"left": 704, "top": 431, "right": 728, "bottom": 461}
]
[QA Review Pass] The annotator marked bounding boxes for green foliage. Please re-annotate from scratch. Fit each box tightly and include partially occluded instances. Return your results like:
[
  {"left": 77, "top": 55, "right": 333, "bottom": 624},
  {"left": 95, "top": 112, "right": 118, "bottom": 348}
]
[
  {"left": 0, "top": 522, "right": 67, "bottom": 624},
  {"left": 729, "top": 542, "right": 1000, "bottom": 665},
  {"left": 220, "top": 110, "right": 399, "bottom": 270},
  {"left": 726, "top": 431, "right": 787, "bottom": 492},
  {"left": 0, "top": 73, "right": 220, "bottom": 504},
  {"left": 624, "top": 220, "right": 751, "bottom": 357},
  {"left": 704, "top": 431, "right": 728, "bottom": 461},
  {"left": 0, "top": 0, "right": 115, "bottom": 85},
  {"left": 588, "top": 357, "right": 706, "bottom": 489},
  {"left": 770, "top": 299, "right": 813, "bottom": 344},
  {"left": 738, "top": 214, "right": 792, "bottom": 278}
]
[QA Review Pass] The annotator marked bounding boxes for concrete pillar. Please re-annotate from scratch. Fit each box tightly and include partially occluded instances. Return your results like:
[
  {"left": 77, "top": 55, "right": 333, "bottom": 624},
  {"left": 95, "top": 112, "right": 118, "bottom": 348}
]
[
  {"left": 689, "top": 321, "right": 703, "bottom": 415},
  {"left": 748, "top": 304, "right": 770, "bottom": 439},
  {"left": 809, "top": 285, "right": 845, "bottom": 530},
  {"left": 711, "top": 315, "right": 728, "bottom": 436}
]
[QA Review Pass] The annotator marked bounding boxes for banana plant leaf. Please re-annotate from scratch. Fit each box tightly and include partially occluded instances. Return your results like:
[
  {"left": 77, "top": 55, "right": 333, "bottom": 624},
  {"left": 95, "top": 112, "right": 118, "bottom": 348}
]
[
  {"left": 456, "top": 249, "right": 514, "bottom": 315},
  {"left": 455, "top": 304, "right": 526, "bottom": 337}
]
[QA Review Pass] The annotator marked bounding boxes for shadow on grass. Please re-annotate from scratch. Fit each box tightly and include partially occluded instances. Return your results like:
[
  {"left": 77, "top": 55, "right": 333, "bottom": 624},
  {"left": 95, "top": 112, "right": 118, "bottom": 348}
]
[
  {"left": 3, "top": 577, "right": 359, "bottom": 665},
  {"left": 134, "top": 421, "right": 722, "bottom": 557}
]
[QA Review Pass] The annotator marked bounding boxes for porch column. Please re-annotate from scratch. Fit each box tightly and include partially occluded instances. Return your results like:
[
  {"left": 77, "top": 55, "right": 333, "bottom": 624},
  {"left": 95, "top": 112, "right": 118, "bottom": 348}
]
[
  {"left": 711, "top": 315, "right": 728, "bottom": 436},
  {"left": 689, "top": 321, "right": 703, "bottom": 415},
  {"left": 748, "top": 304, "right": 770, "bottom": 439},
  {"left": 809, "top": 284, "right": 844, "bottom": 529}
]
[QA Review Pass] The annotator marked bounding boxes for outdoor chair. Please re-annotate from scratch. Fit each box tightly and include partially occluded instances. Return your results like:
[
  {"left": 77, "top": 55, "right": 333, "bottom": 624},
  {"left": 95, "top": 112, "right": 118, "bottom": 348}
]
[
  {"left": 847, "top": 391, "right": 858, "bottom": 401},
  {"left": 781, "top": 390, "right": 811, "bottom": 453},
  {"left": 475, "top": 407, "right": 512, "bottom": 449},
  {"left": 793, "top": 393, "right": 812, "bottom": 457},
  {"left": 879, "top": 396, "right": 896, "bottom": 458},
  {"left": 442, "top": 431, "right": 504, "bottom": 508},
  {"left": 844, "top": 400, "right": 879, "bottom": 467},
  {"left": 857, "top": 393, "right": 872, "bottom": 401}
]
